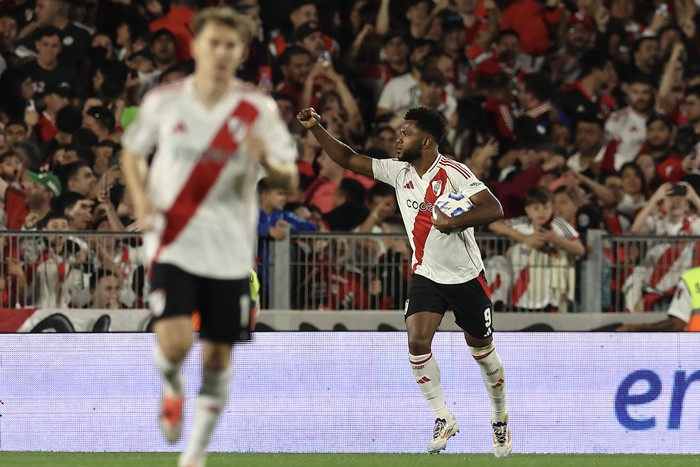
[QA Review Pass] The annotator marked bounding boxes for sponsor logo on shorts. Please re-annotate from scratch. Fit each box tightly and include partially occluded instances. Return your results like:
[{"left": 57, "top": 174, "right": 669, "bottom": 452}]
[{"left": 404, "top": 299, "right": 410, "bottom": 315}]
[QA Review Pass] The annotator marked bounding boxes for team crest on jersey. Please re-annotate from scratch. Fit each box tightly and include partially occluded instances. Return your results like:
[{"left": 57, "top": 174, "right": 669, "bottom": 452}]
[
  {"left": 432, "top": 180, "right": 442, "bottom": 196},
  {"left": 227, "top": 117, "right": 248, "bottom": 142},
  {"left": 149, "top": 289, "right": 166, "bottom": 317}
]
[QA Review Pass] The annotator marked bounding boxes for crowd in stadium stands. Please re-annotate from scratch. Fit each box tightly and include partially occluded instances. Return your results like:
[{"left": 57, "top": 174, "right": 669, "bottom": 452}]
[{"left": 1, "top": 0, "right": 700, "bottom": 312}]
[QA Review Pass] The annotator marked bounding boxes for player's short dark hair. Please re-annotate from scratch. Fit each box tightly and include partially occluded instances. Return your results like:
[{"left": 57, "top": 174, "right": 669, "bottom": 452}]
[
  {"left": 522, "top": 73, "right": 553, "bottom": 102},
  {"left": 579, "top": 50, "right": 610, "bottom": 78},
  {"left": 280, "top": 45, "right": 311, "bottom": 66},
  {"left": 525, "top": 186, "right": 553, "bottom": 206},
  {"left": 404, "top": 107, "right": 447, "bottom": 144},
  {"left": 193, "top": 6, "right": 254, "bottom": 44}
]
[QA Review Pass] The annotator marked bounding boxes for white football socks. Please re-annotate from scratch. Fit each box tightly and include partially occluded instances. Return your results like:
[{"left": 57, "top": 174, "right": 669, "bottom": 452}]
[
  {"left": 470, "top": 342, "right": 507, "bottom": 421},
  {"left": 152, "top": 345, "right": 184, "bottom": 397},
  {"left": 410, "top": 352, "right": 452, "bottom": 420},
  {"left": 180, "top": 366, "right": 231, "bottom": 466}
]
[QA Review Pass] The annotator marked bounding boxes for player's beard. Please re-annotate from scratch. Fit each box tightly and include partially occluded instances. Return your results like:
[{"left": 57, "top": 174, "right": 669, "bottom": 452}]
[{"left": 399, "top": 145, "right": 421, "bottom": 163}]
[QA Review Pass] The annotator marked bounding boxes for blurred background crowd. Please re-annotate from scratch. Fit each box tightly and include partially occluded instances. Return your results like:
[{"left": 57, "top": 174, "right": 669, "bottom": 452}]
[{"left": 1, "top": 0, "right": 700, "bottom": 313}]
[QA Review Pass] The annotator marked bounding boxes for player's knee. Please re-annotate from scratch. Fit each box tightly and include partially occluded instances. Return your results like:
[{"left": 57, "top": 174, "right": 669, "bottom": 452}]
[
  {"left": 161, "top": 341, "right": 191, "bottom": 362},
  {"left": 408, "top": 336, "right": 432, "bottom": 356}
]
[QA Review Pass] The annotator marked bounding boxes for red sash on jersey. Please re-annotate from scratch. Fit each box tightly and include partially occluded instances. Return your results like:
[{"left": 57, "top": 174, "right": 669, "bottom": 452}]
[{"left": 154, "top": 100, "right": 259, "bottom": 260}]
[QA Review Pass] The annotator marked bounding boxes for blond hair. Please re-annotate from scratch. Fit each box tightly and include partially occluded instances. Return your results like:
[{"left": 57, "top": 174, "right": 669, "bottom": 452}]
[{"left": 192, "top": 7, "right": 254, "bottom": 44}]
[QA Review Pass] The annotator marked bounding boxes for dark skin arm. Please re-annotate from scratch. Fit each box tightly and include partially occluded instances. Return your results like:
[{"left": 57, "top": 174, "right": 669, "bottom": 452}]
[
  {"left": 297, "top": 108, "right": 374, "bottom": 178},
  {"left": 617, "top": 316, "right": 687, "bottom": 332},
  {"left": 432, "top": 188, "right": 504, "bottom": 234}
]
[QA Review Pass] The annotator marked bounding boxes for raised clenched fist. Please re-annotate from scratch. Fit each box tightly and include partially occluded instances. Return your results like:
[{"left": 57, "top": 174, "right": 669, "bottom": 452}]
[{"left": 296, "top": 108, "right": 321, "bottom": 129}]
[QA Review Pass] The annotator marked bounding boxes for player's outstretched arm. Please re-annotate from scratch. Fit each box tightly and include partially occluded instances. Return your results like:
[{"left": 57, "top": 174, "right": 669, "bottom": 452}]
[{"left": 297, "top": 108, "right": 374, "bottom": 178}]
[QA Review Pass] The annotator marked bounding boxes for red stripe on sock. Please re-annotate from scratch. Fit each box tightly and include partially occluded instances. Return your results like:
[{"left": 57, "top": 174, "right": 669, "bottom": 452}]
[
  {"left": 473, "top": 349, "right": 494, "bottom": 361},
  {"left": 410, "top": 353, "right": 432, "bottom": 365}
]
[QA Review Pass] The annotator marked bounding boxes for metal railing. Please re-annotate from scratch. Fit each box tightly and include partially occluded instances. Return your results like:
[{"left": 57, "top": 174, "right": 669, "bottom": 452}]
[
  {"left": 2, "top": 229, "right": 693, "bottom": 313},
  {"left": 0, "top": 231, "right": 146, "bottom": 309},
  {"left": 261, "top": 231, "right": 606, "bottom": 312}
]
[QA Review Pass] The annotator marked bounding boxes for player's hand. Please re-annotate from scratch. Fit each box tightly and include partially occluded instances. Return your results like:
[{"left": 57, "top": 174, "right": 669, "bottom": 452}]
[
  {"left": 297, "top": 108, "right": 321, "bottom": 129},
  {"left": 133, "top": 198, "right": 157, "bottom": 232},
  {"left": 432, "top": 206, "right": 454, "bottom": 234},
  {"left": 244, "top": 129, "right": 266, "bottom": 164}
]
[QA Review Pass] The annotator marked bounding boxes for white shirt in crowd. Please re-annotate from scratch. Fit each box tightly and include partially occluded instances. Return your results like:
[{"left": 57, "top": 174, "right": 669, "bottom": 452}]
[{"left": 605, "top": 106, "right": 648, "bottom": 170}]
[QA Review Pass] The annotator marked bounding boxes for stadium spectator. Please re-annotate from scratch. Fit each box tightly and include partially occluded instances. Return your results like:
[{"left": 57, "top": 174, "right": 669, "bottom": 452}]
[
  {"left": 61, "top": 160, "right": 96, "bottom": 198},
  {"left": 16, "top": 0, "right": 92, "bottom": 67},
  {"left": 639, "top": 113, "right": 685, "bottom": 184},
  {"left": 375, "top": 38, "right": 434, "bottom": 118},
  {"left": 257, "top": 178, "right": 316, "bottom": 306},
  {"left": 489, "top": 186, "right": 585, "bottom": 311},
  {"left": 149, "top": 0, "right": 196, "bottom": 64},
  {"left": 566, "top": 115, "right": 610, "bottom": 179},
  {"left": 89, "top": 268, "right": 120, "bottom": 309},
  {"left": 618, "top": 266, "right": 700, "bottom": 331},
  {"left": 616, "top": 161, "right": 649, "bottom": 220},
  {"left": 33, "top": 211, "right": 88, "bottom": 309},
  {"left": 35, "top": 83, "right": 72, "bottom": 143},
  {"left": 553, "top": 50, "right": 617, "bottom": 128},
  {"left": 305, "top": 151, "right": 347, "bottom": 214},
  {"left": 675, "top": 86, "right": 700, "bottom": 155},
  {"left": 624, "top": 181, "right": 700, "bottom": 311},
  {"left": 83, "top": 106, "right": 119, "bottom": 143},
  {"left": 322, "top": 178, "right": 369, "bottom": 231},
  {"left": 275, "top": 45, "right": 313, "bottom": 107},
  {"left": 0, "top": 150, "right": 23, "bottom": 186},
  {"left": 605, "top": 74, "right": 656, "bottom": 168},
  {"left": 3, "top": 121, "right": 29, "bottom": 148},
  {"left": 520, "top": 72, "right": 568, "bottom": 131},
  {"left": 367, "top": 214, "right": 411, "bottom": 310},
  {"left": 149, "top": 28, "right": 178, "bottom": 74},
  {"left": 22, "top": 26, "right": 81, "bottom": 99}
]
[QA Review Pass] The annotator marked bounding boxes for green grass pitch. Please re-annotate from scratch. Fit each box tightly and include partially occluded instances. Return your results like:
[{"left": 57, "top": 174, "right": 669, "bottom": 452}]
[{"left": 0, "top": 453, "right": 698, "bottom": 467}]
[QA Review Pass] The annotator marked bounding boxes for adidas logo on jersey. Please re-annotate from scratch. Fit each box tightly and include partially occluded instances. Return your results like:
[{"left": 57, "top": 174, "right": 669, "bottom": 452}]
[{"left": 404, "top": 181, "right": 415, "bottom": 189}]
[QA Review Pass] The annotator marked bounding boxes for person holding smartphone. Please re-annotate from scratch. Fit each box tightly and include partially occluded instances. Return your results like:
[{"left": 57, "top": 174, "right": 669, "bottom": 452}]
[{"left": 624, "top": 182, "right": 700, "bottom": 312}]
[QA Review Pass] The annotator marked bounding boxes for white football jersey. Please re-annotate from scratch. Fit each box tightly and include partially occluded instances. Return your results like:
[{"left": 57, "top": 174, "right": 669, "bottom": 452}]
[
  {"left": 505, "top": 216, "right": 579, "bottom": 309},
  {"left": 122, "top": 77, "right": 297, "bottom": 279},
  {"left": 372, "top": 154, "right": 490, "bottom": 284},
  {"left": 604, "top": 106, "right": 647, "bottom": 170}
]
